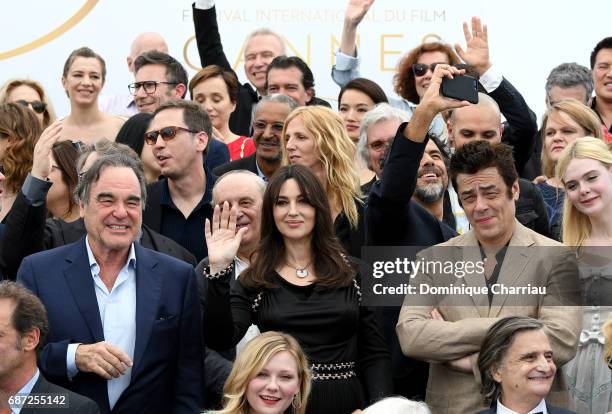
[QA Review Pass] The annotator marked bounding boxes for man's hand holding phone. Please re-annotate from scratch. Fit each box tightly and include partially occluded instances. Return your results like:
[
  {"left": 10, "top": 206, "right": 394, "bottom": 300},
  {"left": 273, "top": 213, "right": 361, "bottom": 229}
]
[{"left": 405, "top": 65, "right": 472, "bottom": 141}]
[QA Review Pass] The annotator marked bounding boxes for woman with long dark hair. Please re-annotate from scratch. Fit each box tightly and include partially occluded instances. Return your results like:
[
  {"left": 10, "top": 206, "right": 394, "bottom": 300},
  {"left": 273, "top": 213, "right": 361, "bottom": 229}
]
[{"left": 203, "top": 164, "right": 391, "bottom": 414}]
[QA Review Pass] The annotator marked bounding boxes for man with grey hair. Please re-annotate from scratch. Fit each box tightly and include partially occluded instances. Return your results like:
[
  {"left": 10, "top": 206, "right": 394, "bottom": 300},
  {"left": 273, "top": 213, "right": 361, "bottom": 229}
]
[
  {"left": 360, "top": 103, "right": 453, "bottom": 227},
  {"left": 524, "top": 62, "right": 594, "bottom": 179},
  {"left": 213, "top": 94, "right": 297, "bottom": 179},
  {"left": 195, "top": 170, "right": 266, "bottom": 407},
  {"left": 545, "top": 62, "right": 593, "bottom": 106},
  {"left": 17, "top": 153, "right": 203, "bottom": 413},
  {"left": 0, "top": 137, "right": 196, "bottom": 280},
  {"left": 476, "top": 316, "right": 576, "bottom": 414},
  {"left": 193, "top": 0, "right": 286, "bottom": 136}
]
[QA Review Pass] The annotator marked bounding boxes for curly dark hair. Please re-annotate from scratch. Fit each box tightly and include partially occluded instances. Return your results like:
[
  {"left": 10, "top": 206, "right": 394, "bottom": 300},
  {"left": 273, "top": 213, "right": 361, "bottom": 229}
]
[
  {"left": 240, "top": 164, "right": 354, "bottom": 291},
  {"left": 450, "top": 140, "right": 517, "bottom": 199},
  {"left": 394, "top": 43, "right": 461, "bottom": 104}
]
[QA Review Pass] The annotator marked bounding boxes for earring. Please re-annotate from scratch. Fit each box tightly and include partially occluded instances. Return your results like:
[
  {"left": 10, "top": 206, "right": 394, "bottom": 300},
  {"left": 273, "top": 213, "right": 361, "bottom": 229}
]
[{"left": 292, "top": 392, "right": 301, "bottom": 409}]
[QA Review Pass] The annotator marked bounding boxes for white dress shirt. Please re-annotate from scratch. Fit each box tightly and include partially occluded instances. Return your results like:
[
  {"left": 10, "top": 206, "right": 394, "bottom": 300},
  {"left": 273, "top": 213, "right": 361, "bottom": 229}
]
[{"left": 497, "top": 398, "right": 547, "bottom": 414}]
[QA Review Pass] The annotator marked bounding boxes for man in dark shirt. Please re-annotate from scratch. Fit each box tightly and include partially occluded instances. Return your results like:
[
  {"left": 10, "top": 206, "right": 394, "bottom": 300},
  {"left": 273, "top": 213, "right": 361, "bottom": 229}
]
[{"left": 143, "top": 100, "right": 215, "bottom": 262}]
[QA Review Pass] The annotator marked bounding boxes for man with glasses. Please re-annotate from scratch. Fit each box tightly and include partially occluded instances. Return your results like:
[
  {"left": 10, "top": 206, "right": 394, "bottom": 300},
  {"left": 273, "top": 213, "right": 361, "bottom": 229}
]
[
  {"left": 143, "top": 100, "right": 215, "bottom": 262},
  {"left": 129, "top": 50, "right": 230, "bottom": 171},
  {"left": 213, "top": 94, "right": 297, "bottom": 180}
]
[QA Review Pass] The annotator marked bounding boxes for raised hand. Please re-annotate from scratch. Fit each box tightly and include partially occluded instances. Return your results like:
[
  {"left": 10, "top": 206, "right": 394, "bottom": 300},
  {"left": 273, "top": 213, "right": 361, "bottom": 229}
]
[
  {"left": 31, "top": 119, "right": 62, "bottom": 180},
  {"left": 454, "top": 16, "right": 492, "bottom": 76},
  {"left": 75, "top": 341, "right": 133, "bottom": 380},
  {"left": 204, "top": 201, "right": 247, "bottom": 274},
  {"left": 344, "top": 0, "right": 374, "bottom": 26}
]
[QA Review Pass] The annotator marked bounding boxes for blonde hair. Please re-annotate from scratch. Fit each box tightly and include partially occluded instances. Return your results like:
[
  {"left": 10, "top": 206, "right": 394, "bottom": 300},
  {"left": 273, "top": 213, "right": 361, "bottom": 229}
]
[
  {"left": 541, "top": 100, "right": 603, "bottom": 178},
  {"left": 0, "top": 79, "right": 57, "bottom": 128},
  {"left": 556, "top": 137, "right": 612, "bottom": 246},
  {"left": 281, "top": 106, "right": 362, "bottom": 228},
  {"left": 216, "top": 331, "right": 311, "bottom": 414}
]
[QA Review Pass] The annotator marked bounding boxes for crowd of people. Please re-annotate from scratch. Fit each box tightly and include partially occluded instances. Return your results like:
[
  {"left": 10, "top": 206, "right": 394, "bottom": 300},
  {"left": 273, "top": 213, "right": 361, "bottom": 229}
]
[{"left": 0, "top": 0, "right": 611, "bottom": 413}]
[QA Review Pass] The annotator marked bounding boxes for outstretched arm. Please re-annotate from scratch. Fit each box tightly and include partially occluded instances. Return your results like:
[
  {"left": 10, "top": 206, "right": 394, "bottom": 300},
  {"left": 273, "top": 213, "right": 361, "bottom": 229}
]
[
  {"left": 332, "top": 0, "right": 374, "bottom": 87},
  {"left": 193, "top": 1, "right": 234, "bottom": 74}
]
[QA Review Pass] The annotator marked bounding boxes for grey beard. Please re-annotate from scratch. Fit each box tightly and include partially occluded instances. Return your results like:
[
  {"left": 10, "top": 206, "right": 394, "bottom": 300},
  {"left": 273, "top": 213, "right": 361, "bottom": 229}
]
[{"left": 415, "top": 183, "right": 444, "bottom": 204}]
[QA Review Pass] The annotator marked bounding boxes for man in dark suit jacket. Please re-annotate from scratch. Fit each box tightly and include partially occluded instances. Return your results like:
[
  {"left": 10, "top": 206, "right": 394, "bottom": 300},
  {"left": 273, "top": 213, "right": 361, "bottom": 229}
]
[
  {"left": 0, "top": 140, "right": 196, "bottom": 280},
  {"left": 17, "top": 153, "right": 203, "bottom": 414},
  {"left": 476, "top": 317, "right": 577, "bottom": 414},
  {"left": 193, "top": 1, "right": 285, "bottom": 136},
  {"left": 0, "top": 281, "right": 99, "bottom": 414},
  {"left": 193, "top": 1, "right": 329, "bottom": 136},
  {"left": 213, "top": 94, "right": 297, "bottom": 180}
]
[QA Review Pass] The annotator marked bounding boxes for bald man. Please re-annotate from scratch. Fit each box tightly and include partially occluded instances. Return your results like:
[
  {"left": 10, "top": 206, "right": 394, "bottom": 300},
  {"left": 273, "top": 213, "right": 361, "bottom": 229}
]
[
  {"left": 127, "top": 32, "right": 169, "bottom": 73},
  {"left": 99, "top": 32, "right": 169, "bottom": 116},
  {"left": 446, "top": 92, "right": 550, "bottom": 238}
]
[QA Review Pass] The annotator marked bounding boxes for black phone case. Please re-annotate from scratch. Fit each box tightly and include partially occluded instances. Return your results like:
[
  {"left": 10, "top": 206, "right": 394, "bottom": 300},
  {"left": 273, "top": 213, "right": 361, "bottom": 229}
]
[{"left": 441, "top": 75, "right": 479, "bottom": 104}]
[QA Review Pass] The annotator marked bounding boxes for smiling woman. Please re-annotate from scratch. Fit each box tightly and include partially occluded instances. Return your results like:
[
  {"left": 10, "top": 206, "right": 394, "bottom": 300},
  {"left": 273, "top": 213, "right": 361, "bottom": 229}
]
[
  {"left": 211, "top": 331, "right": 311, "bottom": 414},
  {"left": 59, "top": 47, "right": 125, "bottom": 145}
]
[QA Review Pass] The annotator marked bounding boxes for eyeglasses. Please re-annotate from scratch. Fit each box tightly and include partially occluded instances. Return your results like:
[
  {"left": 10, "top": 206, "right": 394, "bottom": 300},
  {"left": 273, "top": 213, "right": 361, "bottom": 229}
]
[
  {"left": 252, "top": 121, "right": 285, "bottom": 134},
  {"left": 368, "top": 139, "right": 391, "bottom": 152},
  {"left": 15, "top": 99, "right": 47, "bottom": 114},
  {"left": 128, "top": 81, "right": 179, "bottom": 96},
  {"left": 144, "top": 126, "right": 199, "bottom": 145}
]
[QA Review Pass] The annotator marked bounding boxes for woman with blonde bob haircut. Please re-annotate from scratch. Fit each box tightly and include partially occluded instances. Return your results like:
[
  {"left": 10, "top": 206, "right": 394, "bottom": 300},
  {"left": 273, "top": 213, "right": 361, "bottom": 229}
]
[
  {"left": 214, "top": 331, "right": 311, "bottom": 414},
  {"left": 555, "top": 137, "right": 612, "bottom": 413},
  {"left": 0, "top": 79, "right": 57, "bottom": 128},
  {"left": 536, "top": 99, "right": 603, "bottom": 240},
  {"left": 281, "top": 106, "right": 363, "bottom": 257}
]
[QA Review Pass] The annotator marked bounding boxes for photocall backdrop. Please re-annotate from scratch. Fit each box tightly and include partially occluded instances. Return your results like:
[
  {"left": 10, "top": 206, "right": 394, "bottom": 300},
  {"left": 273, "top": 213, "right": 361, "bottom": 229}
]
[{"left": 2, "top": 0, "right": 610, "bottom": 122}]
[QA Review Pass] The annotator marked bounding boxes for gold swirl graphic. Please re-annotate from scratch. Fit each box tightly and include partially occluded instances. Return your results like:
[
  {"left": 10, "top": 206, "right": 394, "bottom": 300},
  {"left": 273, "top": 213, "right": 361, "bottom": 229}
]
[{"left": 0, "top": 0, "right": 99, "bottom": 60}]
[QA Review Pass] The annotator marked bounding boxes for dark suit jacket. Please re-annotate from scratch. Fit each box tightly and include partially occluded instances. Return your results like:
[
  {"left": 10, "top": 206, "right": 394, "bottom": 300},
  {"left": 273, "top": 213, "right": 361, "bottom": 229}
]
[
  {"left": 195, "top": 257, "right": 236, "bottom": 409},
  {"left": 21, "top": 373, "right": 100, "bottom": 414},
  {"left": 205, "top": 138, "right": 231, "bottom": 172},
  {"left": 491, "top": 77, "right": 538, "bottom": 177},
  {"left": 476, "top": 402, "right": 576, "bottom": 414},
  {"left": 193, "top": 4, "right": 258, "bottom": 137},
  {"left": 0, "top": 190, "right": 196, "bottom": 280},
  {"left": 365, "top": 124, "right": 456, "bottom": 399},
  {"left": 193, "top": 4, "right": 331, "bottom": 137},
  {"left": 17, "top": 239, "right": 204, "bottom": 414},
  {"left": 212, "top": 153, "right": 258, "bottom": 177}
]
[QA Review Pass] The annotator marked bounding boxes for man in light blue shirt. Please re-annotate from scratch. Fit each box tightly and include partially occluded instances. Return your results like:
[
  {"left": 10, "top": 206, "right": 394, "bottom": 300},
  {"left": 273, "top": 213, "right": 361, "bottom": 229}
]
[{"left": 17, "top": 153, "right": 203, "bottom": 413}]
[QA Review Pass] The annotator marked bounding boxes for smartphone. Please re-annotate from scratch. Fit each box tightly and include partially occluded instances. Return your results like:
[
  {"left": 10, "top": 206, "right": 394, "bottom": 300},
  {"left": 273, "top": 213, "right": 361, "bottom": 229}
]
[{"left": 441, "top": 75, "right": 479, "bottom": 104}]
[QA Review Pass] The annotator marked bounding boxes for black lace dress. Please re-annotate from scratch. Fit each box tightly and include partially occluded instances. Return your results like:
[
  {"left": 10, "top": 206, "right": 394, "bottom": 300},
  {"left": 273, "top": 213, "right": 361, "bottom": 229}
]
[{"left": 204, "top": 271, "right": 392, "bottom": 414}]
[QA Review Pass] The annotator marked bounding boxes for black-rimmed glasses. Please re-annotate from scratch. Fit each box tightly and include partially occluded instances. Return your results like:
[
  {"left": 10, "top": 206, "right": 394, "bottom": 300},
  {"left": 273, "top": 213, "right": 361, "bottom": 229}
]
[
  {"left": 128, "top": 81, "right": 179, "bottom": 96},
  {"left": 144, "top": 126, "right": 199, "bottom": 145}
]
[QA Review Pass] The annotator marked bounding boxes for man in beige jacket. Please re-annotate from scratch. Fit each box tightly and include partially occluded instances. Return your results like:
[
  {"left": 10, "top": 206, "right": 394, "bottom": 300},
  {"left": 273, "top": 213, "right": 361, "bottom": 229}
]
[{"left": 394, "top": 65, "right": 581, "bottom": 414}]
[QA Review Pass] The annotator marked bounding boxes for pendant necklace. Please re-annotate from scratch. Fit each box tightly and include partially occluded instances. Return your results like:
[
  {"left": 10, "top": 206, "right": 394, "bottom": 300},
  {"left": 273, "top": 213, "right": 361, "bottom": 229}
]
[{"left": 287, "top": 259, "right": 313, "bottom": 278}]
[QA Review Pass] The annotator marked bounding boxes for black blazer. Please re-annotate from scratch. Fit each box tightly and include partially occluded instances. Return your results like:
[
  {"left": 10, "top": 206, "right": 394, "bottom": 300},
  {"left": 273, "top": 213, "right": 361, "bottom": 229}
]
[
  {"left": 0, "top": 190, "right": 196, "bottom": 280},
  {"left": 476, "top": 403, "right": 576, "bottom": 414},
  {"left": 193, "top": 4, "right": 332, "bottom": 137},
  {"left": 492, "top": 77, "right": 538, "bottom": 177},
  {"left": 212, "top": 153, "right": 258, "bottom": 177},
  {"left": 365, "top": 125, "right": 456, "bottom": 399},
  {"left": 21, "top": 373, "right": 100, "bottom": 414},
  {"left": 193, "top": 4, "right": 257, "bottom": 137}
]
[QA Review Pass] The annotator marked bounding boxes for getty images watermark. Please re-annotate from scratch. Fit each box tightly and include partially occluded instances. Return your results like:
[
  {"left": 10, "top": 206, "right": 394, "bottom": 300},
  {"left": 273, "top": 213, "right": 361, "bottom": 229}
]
[{"left": 360, "top": 246, "right": 588, "bottom": 307}]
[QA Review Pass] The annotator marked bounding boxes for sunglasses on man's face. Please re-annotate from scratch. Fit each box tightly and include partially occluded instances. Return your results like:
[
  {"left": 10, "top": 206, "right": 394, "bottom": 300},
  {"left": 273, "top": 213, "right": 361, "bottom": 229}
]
[
  {"left": 144, "top": 126, "right": 199, "bottom": 145},
  {"left": 15, "top": 99, "right": 47, "bottom": 114}
]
